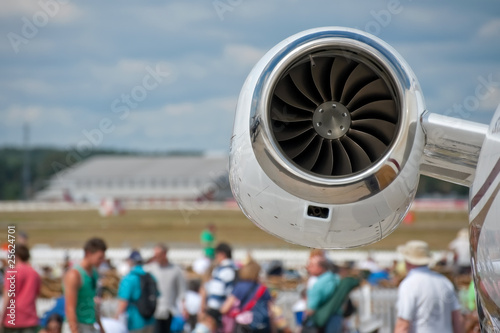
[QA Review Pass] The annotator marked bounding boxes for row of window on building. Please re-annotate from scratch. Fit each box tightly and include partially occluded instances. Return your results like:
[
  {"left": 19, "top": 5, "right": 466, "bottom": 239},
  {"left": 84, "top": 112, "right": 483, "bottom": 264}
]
[{"left": 60, "top": 177, "right": 220, "bottom": 189}]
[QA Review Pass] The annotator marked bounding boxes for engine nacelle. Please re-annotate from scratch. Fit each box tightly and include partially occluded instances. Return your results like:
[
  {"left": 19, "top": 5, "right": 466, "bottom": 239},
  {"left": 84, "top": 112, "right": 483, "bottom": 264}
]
[{"left": 229, "top": 27, "right": 426, "bottom": 248}]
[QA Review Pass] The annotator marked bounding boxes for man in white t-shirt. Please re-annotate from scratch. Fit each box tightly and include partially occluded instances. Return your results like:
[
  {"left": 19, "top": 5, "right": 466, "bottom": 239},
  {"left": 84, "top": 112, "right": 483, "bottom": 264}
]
[{"left": 395, "top": 240, "right": 464, "bottom": 333}]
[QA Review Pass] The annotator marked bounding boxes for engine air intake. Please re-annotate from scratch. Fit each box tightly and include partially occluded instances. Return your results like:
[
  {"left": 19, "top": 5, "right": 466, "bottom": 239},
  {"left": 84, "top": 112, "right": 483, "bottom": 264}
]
[{"left": 270, "top": 51, "right": 399, "bottom": 177}]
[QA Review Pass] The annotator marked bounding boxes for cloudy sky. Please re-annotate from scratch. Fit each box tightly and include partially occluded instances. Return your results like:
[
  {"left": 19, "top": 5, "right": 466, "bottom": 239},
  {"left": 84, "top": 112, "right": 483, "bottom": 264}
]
[{"left": 1, "top": 0, "right": 499, "bottom": 153}]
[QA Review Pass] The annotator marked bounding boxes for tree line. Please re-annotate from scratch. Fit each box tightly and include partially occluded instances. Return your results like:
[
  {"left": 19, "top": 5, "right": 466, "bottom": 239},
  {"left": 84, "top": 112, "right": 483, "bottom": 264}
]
[{"left": 0, "top": 147, "right": 468, "bottom": 201}]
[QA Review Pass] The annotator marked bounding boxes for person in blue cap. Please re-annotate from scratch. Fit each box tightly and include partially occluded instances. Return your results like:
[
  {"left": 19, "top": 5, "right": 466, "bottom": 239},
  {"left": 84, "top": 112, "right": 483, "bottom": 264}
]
[{"left": 115, "top": 250, "right": 157, "bottom": 333}]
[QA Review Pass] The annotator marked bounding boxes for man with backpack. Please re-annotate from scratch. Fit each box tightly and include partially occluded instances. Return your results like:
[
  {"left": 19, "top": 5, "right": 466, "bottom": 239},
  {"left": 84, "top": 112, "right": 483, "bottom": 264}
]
[
  {"left": 304, "top": 256, "right": 342, "bottom": 333},
  {"left": 116, "top": 250, "right": 157, "bottom": 333}
]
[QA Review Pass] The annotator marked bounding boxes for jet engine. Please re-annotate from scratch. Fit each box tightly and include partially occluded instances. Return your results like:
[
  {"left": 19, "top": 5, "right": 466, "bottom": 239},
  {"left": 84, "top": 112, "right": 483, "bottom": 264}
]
[{"left": 229, "top": 27, "right": 486, "bottom": 248}]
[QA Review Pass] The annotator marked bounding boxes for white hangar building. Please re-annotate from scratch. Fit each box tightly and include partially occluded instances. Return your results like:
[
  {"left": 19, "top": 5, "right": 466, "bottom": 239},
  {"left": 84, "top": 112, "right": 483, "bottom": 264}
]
[{"left": 35, "top": 155, "right": 231, "bottom": 202}]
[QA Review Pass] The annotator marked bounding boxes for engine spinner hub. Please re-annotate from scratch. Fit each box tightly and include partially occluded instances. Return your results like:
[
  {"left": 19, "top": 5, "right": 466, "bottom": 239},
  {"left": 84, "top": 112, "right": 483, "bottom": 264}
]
[{"left": 312, "top": 101, "right": 351, "bottom": 140}]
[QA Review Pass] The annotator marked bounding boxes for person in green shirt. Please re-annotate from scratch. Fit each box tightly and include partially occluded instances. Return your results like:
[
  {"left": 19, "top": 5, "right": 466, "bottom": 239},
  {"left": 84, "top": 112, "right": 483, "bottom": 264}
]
[
  {"left": 200, "top": 224, "right": 216, "bottom": 259},
  {"left": 63, "top": 238, "right": 107, "bottom": 333}
]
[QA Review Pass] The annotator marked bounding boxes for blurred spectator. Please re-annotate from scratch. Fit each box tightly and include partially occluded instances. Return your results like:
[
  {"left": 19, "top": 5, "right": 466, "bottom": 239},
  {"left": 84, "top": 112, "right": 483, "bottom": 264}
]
[
  {"left": 203, "top": 242, "right": 237, "bottom": 333},
  {"left": 366, "top": 269, "right": 390, "bottom": 287},
  {"left": 63, "top": 237, "right": 107, "bottom": 333},
  {"left": 464, "top": 310, "right": 480, "bottom": 333},
  {"left": 467, "top": 280, "right": 476, "bottom": 312},
  {"left": 40, "top": 297, "right": 65, "bottom": 329},
  {"left": 1, "top": 244, "right": 41, "bottom": 333},
  {"left": 184, "top": 280, "right": 202, "bottom": 331},
  {"left": 358, "top": 253, "right": 380, "bottom": 274},
  {"left": 192, "top": 256, "right": 211, "bottom": 276},
  {"left": 62, "top": 251, "right": 71, "bottom": 273},
  {"left": 220, "top": 259, "right": 272, "bottom": 332},
  {"left": 99, "top": 317, "right": 127, "bottom": 333},
  {"left": 449, "top": 228, "right": 471, "bottom": 275},
  {"left": 390, "top": 258, "right": 407, "bottom": 285},
  {"left": 41, "top": 266, "right": 55, "bottom": 279},
  {"left": 269, "top": 290, "right": 290, "bottom": 333},
  {"left": 200, "top": 224, "right": 216, "bottom": 260},
  {"left": 18, "top": 231, "right": 29, "bottom": 246},
  {"left": 192, "top": 309, "right": 221, "bottom": 333},
  {"left": 145, "top": 243, "right": 186, "bottom": 333},
  {"left": 115, "top": 250, "right": 156, "bottom": 333},
  {"left": 292, "top": 289, "right": 307, "bottom": 329},
  {"left": 39, "top": 313, "right": 63, "bottom": 333},
  {"left": 357, "top": 315, "right": 383, "bottom": 333},
  {"left": 394, "top": 240, "right": 464, "bottom": 333},
  {"left": 305, "top": 250, "right": 327, "bottom": 291},
  {"left": 304, "top": 256, "right": 342, "bottom": 333},
  {"left": 266, "top": 260, "right": 283, "bottom": 277},
  {"left": 98, "top": 259, "right": 113, "bottom": 276},
  {"left": 170, "top": 315, "right": 185, "bottom": 333},
  {"left": 311, "top": 269, "right": 360, "bottom": 332}
]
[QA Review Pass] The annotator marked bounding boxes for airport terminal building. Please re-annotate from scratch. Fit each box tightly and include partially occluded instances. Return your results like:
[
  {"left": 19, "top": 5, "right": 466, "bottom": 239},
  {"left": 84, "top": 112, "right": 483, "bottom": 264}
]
[{"left": 35, "top": 155, "right": 231, "bottom": 202}]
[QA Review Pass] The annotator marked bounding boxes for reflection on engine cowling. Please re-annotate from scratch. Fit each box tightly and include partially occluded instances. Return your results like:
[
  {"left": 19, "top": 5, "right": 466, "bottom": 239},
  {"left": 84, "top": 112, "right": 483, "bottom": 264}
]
[
  {"left": 470, "top": 104, "right": 500, "bottom": 329},
  {"left": 229, "top": 27, "right": 426, "bottom": 248}
]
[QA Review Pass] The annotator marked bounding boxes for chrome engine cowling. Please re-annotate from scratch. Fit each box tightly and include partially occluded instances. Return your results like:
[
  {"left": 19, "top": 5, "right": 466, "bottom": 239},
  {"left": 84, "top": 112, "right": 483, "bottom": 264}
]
[{"left": 229, "top": 27, "right": 426, "bottom": 248}]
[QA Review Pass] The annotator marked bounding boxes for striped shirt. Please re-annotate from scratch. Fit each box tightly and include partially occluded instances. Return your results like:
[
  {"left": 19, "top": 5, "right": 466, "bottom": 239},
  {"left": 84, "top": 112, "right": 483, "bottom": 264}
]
[{"left": 206, "top": 259, "right": 237, "bottom": 310}]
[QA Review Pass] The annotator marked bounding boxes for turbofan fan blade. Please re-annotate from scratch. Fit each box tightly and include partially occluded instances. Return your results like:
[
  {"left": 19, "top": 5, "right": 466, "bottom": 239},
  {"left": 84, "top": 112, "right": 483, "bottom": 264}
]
[
  {"left": 274, "top": 75, "right": 316, "bottom": 112},
  {"left": 273, "top": 121, "right": 313, "bottom": 141},
  {"left": 351, "top": 119, "right": 396, "bottom": 145},
  {"left": 312, "top": 139, "right": 334, "bottom": 175},
  {"left": 348, "top": 129, "right": 388, "bottom": 161},
  {"left": 294, "top": 135, "right": 323, "bottom": 170},
  {"left": 341, "top": 136, "right": 372, "bottom": 172},
  {"left": 289, "top": 62, "right": 323, "bottom": 105},
  {"left": 346, "top": 78, "right": 392, "bottom": 111},
  {"left": 280, "top": 129, "right": 317, "bottom": 159},
  {"left": 311, "top": 57, "right": 334, "bottom": 102},
  {"left": 330, "top": 57, "right": 357, "bottom": 102},
  {"left": 340, "top": 63, "right": 379, "bottom": 105},
  {"left": 332, "top": 140, "right": 352, "bottom": 175},
  {"left": 350, "top": 100, "right": 398, "bottom": 123},
  {"left": 271, "top": 99, "right": 313, "bottom": 122}
]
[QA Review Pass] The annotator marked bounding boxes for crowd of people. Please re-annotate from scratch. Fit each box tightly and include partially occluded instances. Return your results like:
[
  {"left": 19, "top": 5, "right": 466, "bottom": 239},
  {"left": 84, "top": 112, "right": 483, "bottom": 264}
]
[{"left": 0, "top": 226, "right": 480, "bottom": 333}]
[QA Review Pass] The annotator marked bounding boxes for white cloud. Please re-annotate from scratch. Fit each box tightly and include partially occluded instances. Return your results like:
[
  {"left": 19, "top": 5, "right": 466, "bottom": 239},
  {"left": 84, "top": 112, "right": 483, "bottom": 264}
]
[
  {"left": 4, "top": 104, "right": 77, "bottom": 128},
  {"left": 130, "top": 2, "right": 213, "bottom": 32},
  {"left": 91, "top": 59, "right": 156, "bottom": 84},
  {"left": 224, "top": 44, "right": 265, "bottom": 68},
  {"left": 479, "top": 86, "right": 500, "bottom": 112},
  {"left": 1, "top": 0, "right": 83, "bottom": 24},
  {"left": 478, "top": 18, "right": 500, "bottom": 39},
  {"left": 7, "top": 78, "right": 55, "bottom": 96},
  {"left": 114, "top": 96, "right": 237, "bottom": 143},
  {"left": 1, "top": 1, "right": 499, "bottom": 152}
]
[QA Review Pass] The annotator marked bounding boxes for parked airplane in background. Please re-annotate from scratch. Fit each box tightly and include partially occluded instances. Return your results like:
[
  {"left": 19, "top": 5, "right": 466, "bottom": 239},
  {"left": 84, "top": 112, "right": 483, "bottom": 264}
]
[{"left": 229, "top": 27, "right": 499, "bottom": 329}]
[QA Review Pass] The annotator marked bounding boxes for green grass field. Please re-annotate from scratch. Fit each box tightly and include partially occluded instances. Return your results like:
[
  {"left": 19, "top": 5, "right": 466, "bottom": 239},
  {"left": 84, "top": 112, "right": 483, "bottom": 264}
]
[{"left": 0, "top": 208, "right": 468, "bottom": 250}]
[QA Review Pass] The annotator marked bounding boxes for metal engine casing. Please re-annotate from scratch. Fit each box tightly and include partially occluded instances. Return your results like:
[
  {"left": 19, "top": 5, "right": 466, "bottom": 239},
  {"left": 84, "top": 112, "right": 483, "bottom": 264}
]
[{"left": 229, "top": 27, "right": 426, "bottom": 248}]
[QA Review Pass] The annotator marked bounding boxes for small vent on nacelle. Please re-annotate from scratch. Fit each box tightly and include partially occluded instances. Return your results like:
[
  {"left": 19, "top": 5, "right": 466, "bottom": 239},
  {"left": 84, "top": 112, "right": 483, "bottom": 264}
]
[{"left": 270, "top": 51, "right": 400, "bottom": 177}]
